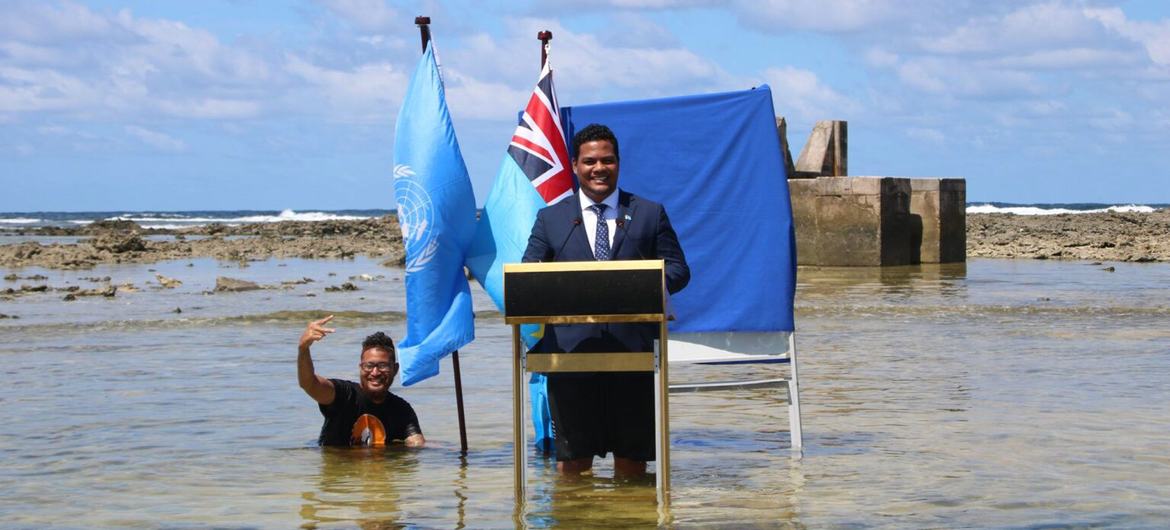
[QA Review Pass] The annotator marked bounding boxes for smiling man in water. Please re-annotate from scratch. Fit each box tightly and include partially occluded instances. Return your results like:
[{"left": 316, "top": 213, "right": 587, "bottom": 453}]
[{"left": 297, "top": 315, "right": 425, "bottom": 447}]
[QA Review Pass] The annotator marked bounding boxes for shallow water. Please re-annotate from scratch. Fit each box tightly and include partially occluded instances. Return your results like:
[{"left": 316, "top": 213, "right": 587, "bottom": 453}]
[{"left": 2, "top": 257, "right": 1169, "bottom": 528}]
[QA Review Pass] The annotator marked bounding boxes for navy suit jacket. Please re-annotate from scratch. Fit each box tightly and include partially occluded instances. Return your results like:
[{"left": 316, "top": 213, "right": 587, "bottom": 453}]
[{"left": 522, "top": 190, "right": 690, "bottom": 354}]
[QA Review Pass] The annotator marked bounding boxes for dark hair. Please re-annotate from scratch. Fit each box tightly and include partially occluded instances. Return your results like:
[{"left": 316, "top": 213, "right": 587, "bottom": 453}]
[
  {"left": 572, "top": 123, "right": 619, "bottom": 161},
  {"left": 361, "top": 331, "right": 397, "bottom": 362}
]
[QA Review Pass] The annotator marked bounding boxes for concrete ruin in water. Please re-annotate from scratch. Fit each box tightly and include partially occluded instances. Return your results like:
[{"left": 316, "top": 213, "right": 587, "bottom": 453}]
[{"left": 778, "top": 118, "right": 966, "bottom": 266}]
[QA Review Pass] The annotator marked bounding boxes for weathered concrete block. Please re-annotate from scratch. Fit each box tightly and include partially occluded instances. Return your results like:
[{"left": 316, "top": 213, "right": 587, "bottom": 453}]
[
  {"left": 788, "top": 179, "right": 819, "bottom": 264},
  {"left": 876, "top": 178, "right": 912, "bottom": 266},
  {"left": 909, "top": 178, "right": 966, "bottom": 263},
  {"left": 789, "top": 177, "right": 914, "bottom": 266},
  {"left": 794, "top": 120, "right": 847, "bottom": 178},
  {"left": 775, "top": 117, "right": 796, "bottom": 179}
]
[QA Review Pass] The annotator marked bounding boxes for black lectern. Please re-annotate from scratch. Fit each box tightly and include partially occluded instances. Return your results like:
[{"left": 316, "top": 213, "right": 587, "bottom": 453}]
[{"left": 503, "top": 259, "right": 672, "bottom": 506}]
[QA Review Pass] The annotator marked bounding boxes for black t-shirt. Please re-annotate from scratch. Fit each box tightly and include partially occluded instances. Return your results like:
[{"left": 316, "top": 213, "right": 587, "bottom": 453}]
[{"left": 317, "top": 379, "right": 422, "bottom": 446}]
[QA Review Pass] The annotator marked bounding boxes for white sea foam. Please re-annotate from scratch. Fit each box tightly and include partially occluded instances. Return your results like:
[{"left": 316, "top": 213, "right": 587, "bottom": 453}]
[
  {"left": 0, "top": 218, "right": 42, "bottom": 224},
  {"left": 136, "top": 223, "right": 194, "bottom": 230},
  {"left": 105, "top": 209, "right": 374, "bottom": 226},
  {"left": 967, "top": 204, "right": 1157, "bottom": 215}
]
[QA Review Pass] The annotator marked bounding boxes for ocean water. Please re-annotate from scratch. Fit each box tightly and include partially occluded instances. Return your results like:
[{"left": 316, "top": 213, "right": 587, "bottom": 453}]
[
  {"left": 1, "top": 202, "right": 1167, "bottom": 232},
  {"left": 2, "top": 255, "right": 1168, "bottom": 527},
  {"left": 0, "top": 209, "right": 392, "bottom": 231}
]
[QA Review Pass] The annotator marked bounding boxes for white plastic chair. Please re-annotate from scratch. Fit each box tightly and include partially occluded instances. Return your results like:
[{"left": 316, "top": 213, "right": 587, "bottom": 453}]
[{"left": 668, "top": 331, "right": 803, "bottom": 449}]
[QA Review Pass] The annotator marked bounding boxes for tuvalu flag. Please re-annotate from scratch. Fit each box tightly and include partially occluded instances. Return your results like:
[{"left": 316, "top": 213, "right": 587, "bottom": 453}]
[
  {"left": 465, "top": 54, "right": 574, "bottom": 451},
  {"left": 392, "top": 42, "right": 477, "bottom": 386},
  {"left": 465, "top": 58, "right": 574, "bottom": 310}
]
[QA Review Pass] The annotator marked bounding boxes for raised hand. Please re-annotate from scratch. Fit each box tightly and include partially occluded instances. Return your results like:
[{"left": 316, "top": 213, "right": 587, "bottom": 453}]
[{"left": 299, "top": 315, "right": 335, "bottom": 350}]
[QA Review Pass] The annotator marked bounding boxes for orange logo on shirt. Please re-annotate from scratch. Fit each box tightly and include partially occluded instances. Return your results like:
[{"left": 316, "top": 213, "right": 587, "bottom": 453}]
[{"left": 351, "top": 414, "right": 386, "bottom": 446}]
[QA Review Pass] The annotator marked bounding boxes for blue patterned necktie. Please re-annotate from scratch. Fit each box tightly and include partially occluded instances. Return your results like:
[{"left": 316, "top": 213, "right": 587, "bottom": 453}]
[{"left": 590, "top": 204, "right": 610, "bottom": 261}]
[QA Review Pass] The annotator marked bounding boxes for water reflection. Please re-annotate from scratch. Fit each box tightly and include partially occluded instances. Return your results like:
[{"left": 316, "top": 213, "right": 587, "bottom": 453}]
[
  {"left": 799, "top": 262, "right": 967, "bottom": 284},
  {"left": 525, "top": 466, "right": 662, "bottom": 527},
  {"left": 299, "top": 447, "right": 419, "bottom": 529},
  {"left": 453, "top": 455, "right": 468, "bottom": 530},
  {"left": 798, "top": 263, "right": 969, "bottom": 300}
]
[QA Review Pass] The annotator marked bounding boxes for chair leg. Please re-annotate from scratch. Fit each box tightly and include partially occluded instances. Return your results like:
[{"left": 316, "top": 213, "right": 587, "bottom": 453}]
[{"left": 787, "top": 333, "right": 803, "bottom": 450}]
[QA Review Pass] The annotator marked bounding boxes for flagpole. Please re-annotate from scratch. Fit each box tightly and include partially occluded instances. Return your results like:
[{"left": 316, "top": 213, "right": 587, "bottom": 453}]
[
  {"left": 415, "top": 15, "right": 469, "bottom": 456},
  {"left": 451, "top": 346, "right": 468, "bottom": 455},
  {"left": 415, "top": 16, "right": 432, "bottom": 52},
  {"left": 538, "top": 30, "right": 552, "bottom": 66},
  {"left": 534, "top": 28, "right": 555, "bottom": 456}
]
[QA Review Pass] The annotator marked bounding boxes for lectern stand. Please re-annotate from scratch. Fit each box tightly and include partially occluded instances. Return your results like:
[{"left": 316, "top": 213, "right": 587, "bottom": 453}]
[{"left": 503, "top": 260, "right": 672, "bottom": 506}]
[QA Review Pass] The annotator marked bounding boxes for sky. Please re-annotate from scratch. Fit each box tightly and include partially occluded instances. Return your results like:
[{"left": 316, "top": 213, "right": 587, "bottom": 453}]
[{"left": 2, "top": 0, "right": 1169, "bottom": 212}]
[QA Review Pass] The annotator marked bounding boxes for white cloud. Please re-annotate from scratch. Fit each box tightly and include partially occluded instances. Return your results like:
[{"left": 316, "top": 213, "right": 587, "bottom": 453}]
[
  {"left": 895, "top": 57, "right": 1043, "bottom": 98},
  {"left": 443, "top": 32, "right": 533, "bottom": 88},
  {"left": 317, "top": 0, "right": 401, "bottom": 33},
  {"left": 0, "top": 66, "right": 99, "bottom": 112},
  {"left": 732, "top": 0, "right": 900, "bottom": 33},
  {"left": 1021, "top": 99, "right": 1067, "bottom": 117},
  {"left": 125, "top": 125, "right": 186, "bottom": 152},
  {"left": 0, "top": 1, "right": 277, "bottom": 121},
  {"left": 115, "top": 10, "right": 273, "bottom": 84},
  {"left": 894, "top": 60, "right": 945, "bottom": 93},
  {"left": 1085, "top": 7, "right": 1170, "bottom": 67},
  {"left": 846, "top": 0, "right": 1170, "bottom": 144},
  {"left": 0, "top": 42, "right": 70, "bottom": 66},
  {"left": 0, "top": 0, "right": 121, "bottom": 43},
  {"left": 761, "top": 66, "right": 858, "bottom": 122},
  {"left": 608, "top": 0, "right": 708, "bottom": 7},
  {"left": 864, "top": 48, "right": 899, "bottom": 68},
  {"left": 284, "top": 54, "right": 408, "bottom": 121},
  {"left": 541, "top": 0, "right": 712, "bottom": 10},
  {"left": 1146, "top": 34, "right": 1170, "bottom": 66},
  {"left": 905, "top": 127, "right": 945, "bottom": 145},
  {"left": 1086, "top": 108, "right": 1134, "bottom": 132},
  {"left": 542, "top": 23, "right": 730, "bottom": 98},
  {"left": 0, "top": 1, "right": 528, "bottom": 130},
  {"left": 921, "top": 3, "right": 1108, "bottom": 55},
  {"left": 35, "top": 124, "right": 100, "bottom": 140},
  {"left": 906, "top": 2, "right": 1161, "bottom": 77},
  {"left": 37, "top": 125, "right": 72, "bottom": 135},
  {"left": 441, "top": 69, "right": 531, "bottom": 121},
  {"left": 155, "top": 98, "right": 262, "bottom": 119},
  {"left": 444, "top": 18, "right": 735, "bottom": 106},
  {"left": 992, "top": 48, "right": 1140, "bottom": 70},
  {"left": 598, "top": 13, "right": 681, "bottom": 48}
]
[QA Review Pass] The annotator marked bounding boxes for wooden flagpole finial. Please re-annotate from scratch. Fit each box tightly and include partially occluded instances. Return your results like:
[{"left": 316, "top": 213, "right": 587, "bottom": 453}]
[
  {"left": 538, "top": 30, "right": 552, "bottom": 67},
  {"left": 415, "top": 16, "right": 432, "bottom": 52}
]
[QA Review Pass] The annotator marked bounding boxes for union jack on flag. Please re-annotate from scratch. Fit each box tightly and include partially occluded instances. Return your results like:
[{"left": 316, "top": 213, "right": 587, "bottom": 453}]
[{"left": 507, "top": 60, "right": 574, "bottom": 204}]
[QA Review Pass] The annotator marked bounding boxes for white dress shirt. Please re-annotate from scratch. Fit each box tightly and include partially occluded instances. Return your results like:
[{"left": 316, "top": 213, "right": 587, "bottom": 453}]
[{"left": 579, "top": 190, "right": 619, "bottom": 253}]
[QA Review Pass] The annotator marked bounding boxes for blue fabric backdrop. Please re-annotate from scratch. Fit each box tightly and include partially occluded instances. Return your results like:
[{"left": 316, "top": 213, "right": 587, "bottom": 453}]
[{"left": 562, "top": 86, "right": 796, "bottom": 332}]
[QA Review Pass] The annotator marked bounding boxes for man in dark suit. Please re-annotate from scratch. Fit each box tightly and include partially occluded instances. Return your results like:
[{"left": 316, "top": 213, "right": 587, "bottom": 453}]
[{"left": 523, "top": 123, "right": 690, "bottom": 476}]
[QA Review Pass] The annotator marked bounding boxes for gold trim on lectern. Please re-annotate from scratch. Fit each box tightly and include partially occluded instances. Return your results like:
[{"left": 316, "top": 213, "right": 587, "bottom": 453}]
[
  {"left": 504, "top": 260, "right": 664, "bottom": 273},
  {"left": 504, "top": 313, "right": 665, "bottom": 325},
  {"left": 526, "top": 352, "right": 655, "bottom": 372}
]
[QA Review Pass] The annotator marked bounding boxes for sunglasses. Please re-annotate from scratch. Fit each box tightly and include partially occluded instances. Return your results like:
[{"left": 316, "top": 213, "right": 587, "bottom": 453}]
[{"left": 360, "top": 362, "right": 395, "bottom": 372}]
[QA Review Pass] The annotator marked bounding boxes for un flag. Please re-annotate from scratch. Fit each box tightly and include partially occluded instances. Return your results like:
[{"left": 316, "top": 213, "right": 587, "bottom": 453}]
[{"left": 392, "top": 43, "right": 476, "bottom": 386}]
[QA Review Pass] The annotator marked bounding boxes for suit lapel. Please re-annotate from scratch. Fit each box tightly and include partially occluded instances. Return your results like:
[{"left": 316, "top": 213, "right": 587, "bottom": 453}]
[
  {"left": 610, "top": 191, "right": 634, "bottom": 257},
  {"left": 569, "top": 193, "right": 593, "bottom": 259}
]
